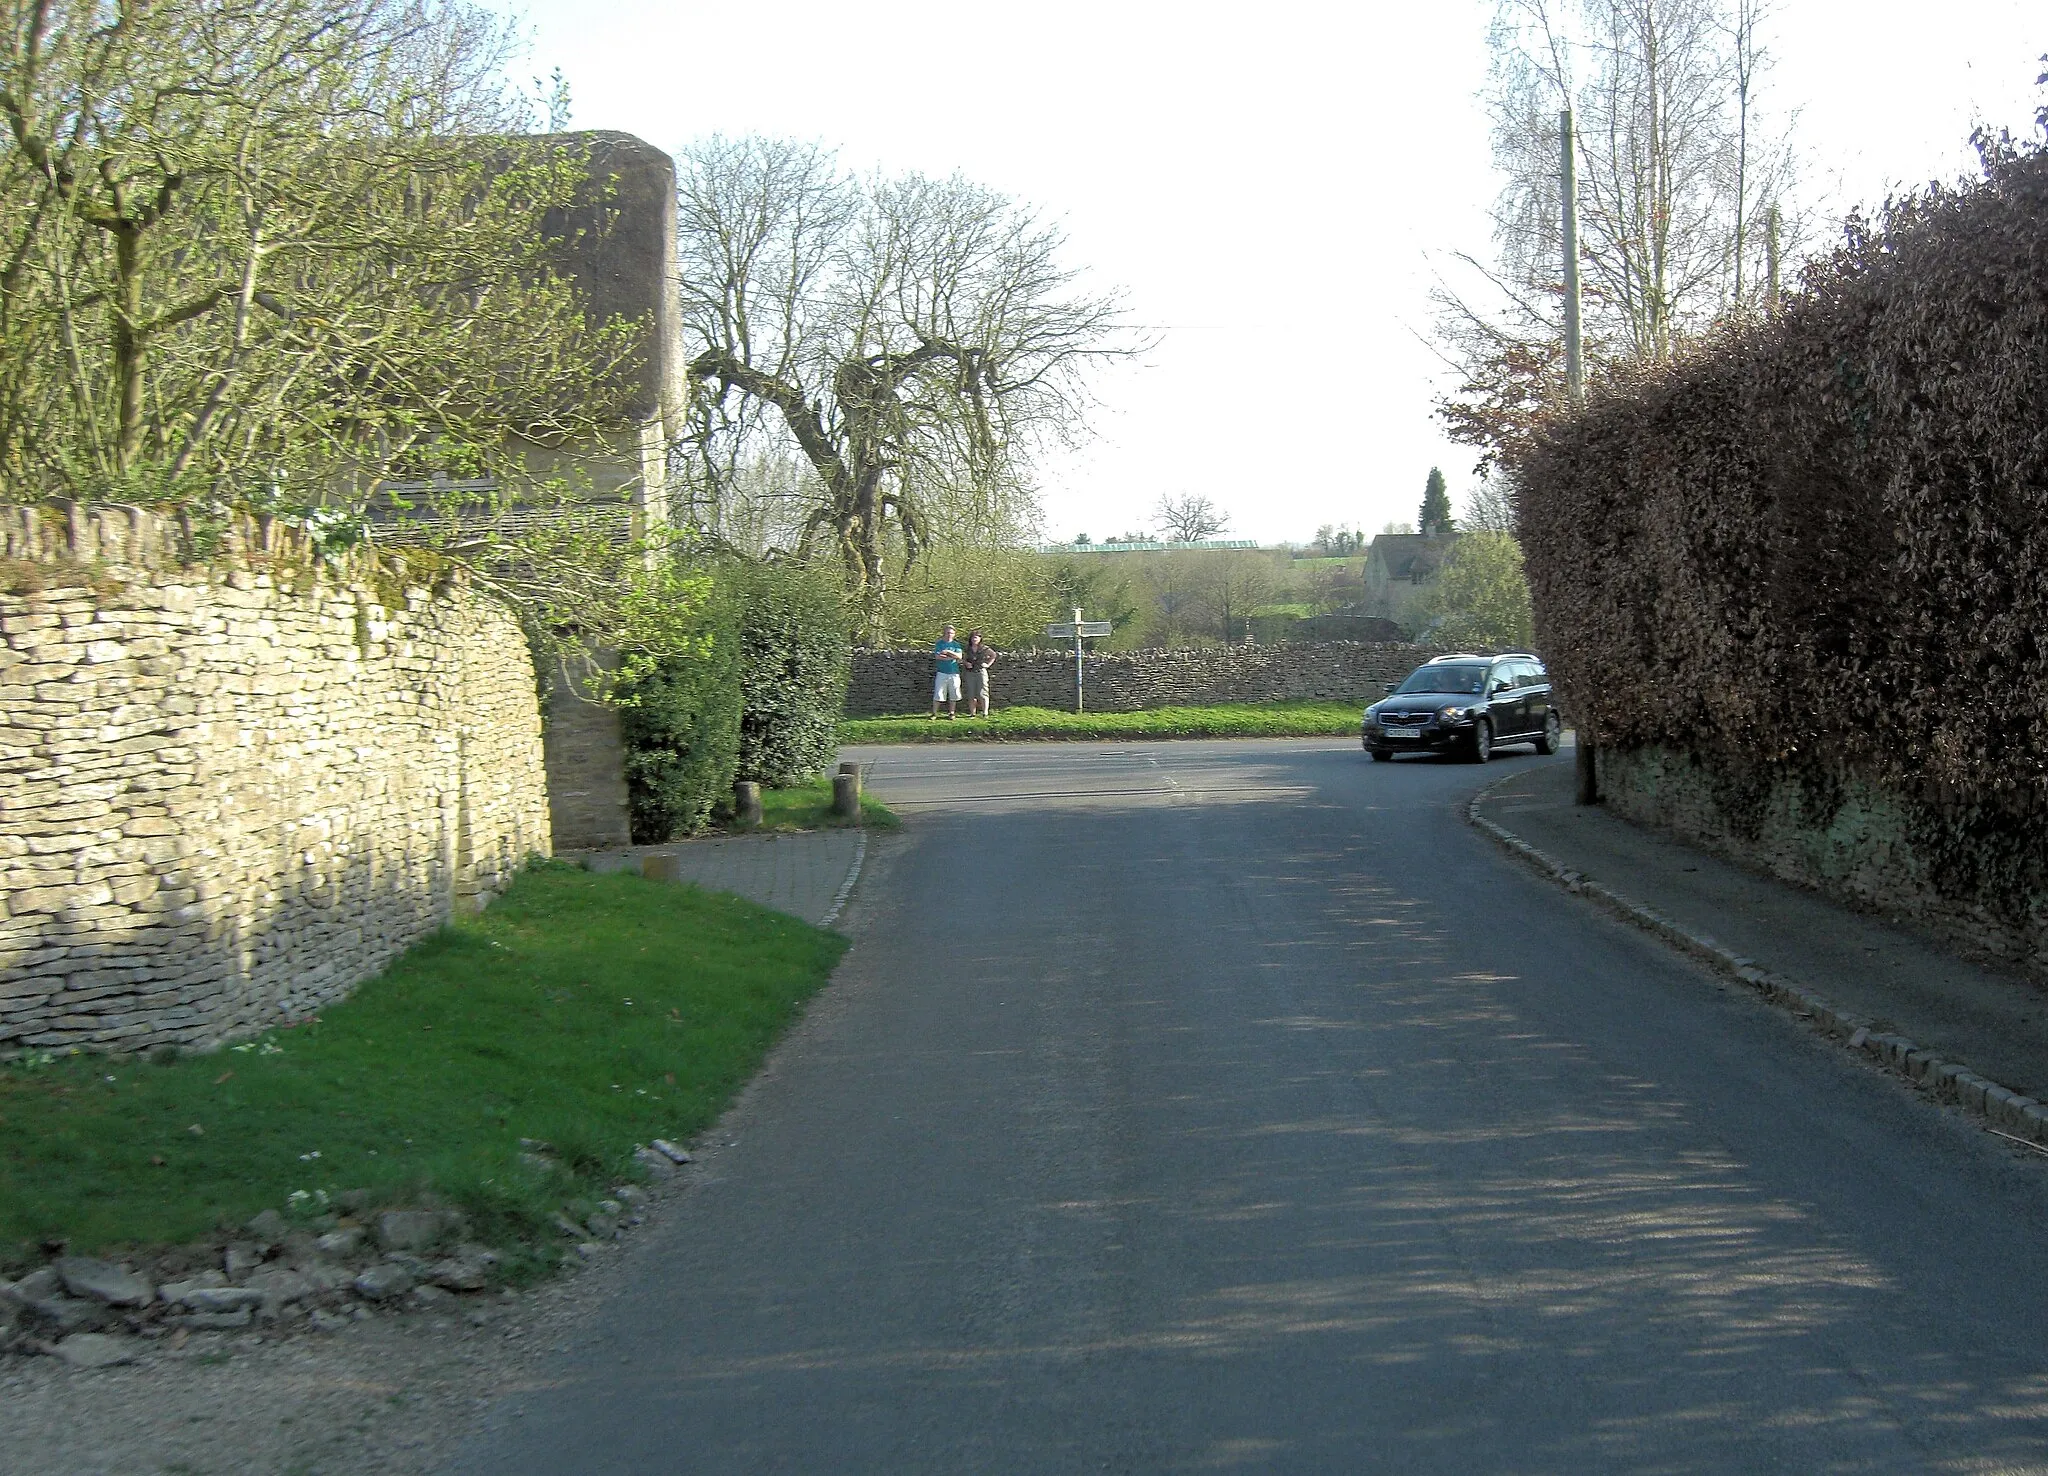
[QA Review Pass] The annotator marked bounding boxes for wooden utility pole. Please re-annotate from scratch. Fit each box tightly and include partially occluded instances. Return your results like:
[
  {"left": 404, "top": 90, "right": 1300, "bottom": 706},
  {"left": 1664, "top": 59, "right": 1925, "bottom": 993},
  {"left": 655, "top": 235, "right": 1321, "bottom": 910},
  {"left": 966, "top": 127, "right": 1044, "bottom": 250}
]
[
  {"left": 1562, "top": 108, "right": 1598, "bottom": 806},
  {"left": 1561, "top": 109, "right": 1585, "bottom": 405},
  {"left": 1765, "top": 203, "right": 1781, "bottom": 312}
]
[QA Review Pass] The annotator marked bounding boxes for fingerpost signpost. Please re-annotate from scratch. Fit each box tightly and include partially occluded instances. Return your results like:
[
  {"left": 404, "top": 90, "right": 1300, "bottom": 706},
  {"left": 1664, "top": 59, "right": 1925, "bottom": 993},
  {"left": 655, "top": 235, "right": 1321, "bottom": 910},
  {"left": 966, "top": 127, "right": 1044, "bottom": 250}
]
[{"left": 1043, "top": 606, "right": 1113, "bottom": 712}]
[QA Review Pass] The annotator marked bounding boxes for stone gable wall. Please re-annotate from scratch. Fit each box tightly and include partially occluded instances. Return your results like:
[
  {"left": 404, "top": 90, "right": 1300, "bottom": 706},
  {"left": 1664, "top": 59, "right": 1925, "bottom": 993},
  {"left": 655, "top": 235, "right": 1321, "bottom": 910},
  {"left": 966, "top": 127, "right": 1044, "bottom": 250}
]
[
  {"left": 847, "top": 641, "right": 1445, "bottom": 717},
  {"left": 0, "top": 505, "right": 549, "bottom": 1055}
]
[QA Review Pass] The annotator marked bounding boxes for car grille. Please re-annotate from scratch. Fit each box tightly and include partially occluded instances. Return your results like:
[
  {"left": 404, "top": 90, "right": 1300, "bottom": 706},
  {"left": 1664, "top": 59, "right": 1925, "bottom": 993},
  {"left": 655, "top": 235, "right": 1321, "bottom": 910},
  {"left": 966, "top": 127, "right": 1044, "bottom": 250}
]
[{"left": 1381, "top": 710, "right": 1433, "bottom": 726}]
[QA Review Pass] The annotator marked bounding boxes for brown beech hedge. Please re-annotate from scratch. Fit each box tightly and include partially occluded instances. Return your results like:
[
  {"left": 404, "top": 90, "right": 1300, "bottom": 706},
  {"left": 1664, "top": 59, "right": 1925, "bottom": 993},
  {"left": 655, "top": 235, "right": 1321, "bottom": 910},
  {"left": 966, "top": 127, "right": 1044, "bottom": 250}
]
[{"left": 1515, "top": 142, "right": 2048, "bottom": 920}]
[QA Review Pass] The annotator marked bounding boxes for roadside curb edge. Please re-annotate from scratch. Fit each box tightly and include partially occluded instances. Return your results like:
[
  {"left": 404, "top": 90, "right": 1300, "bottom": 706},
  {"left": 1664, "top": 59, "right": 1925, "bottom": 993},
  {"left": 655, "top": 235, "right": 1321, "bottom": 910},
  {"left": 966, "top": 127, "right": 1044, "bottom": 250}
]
[
  {"left": 1465, "top": 773, "right": 2048, "bottom": 1153},
  {"left": 819, "top": 829, "right": 868, "bottom": 929}
]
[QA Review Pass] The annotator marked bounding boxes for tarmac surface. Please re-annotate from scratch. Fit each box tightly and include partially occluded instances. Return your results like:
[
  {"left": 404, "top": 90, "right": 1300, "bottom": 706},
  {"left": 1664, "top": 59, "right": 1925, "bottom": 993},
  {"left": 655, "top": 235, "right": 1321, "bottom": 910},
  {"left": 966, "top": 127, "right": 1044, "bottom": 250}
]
[
  {"left": 578, "top": 829, "right": 866, "bottom": 928},
  {"left": 444, "top": 737, "right": 2048, "bottom": 1474},
  {"left": 1478, "top": 759, "right": 2048, "bottom": 1101}
]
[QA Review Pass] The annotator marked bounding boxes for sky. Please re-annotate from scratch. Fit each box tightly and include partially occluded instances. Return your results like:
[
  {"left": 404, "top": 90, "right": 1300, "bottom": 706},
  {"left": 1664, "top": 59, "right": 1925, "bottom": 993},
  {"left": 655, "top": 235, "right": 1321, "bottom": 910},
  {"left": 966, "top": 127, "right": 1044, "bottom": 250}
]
[{"left": 492, "top": 0, "right": 2046, "bottom": 547}]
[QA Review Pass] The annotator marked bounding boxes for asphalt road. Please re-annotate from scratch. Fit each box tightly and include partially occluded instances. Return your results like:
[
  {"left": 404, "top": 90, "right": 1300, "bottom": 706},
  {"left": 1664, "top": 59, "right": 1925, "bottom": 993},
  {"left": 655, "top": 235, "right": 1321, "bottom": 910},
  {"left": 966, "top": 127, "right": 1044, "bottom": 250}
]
[{"left": 446, "top": 739, "right": 2048, "bottom": 1474}]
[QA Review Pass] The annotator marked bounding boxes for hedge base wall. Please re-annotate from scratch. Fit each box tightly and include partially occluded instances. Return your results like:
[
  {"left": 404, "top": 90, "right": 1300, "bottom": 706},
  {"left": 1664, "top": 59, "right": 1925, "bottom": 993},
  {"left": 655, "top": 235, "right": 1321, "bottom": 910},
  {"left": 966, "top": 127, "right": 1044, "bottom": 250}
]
[{"left": 1600, "top": 745, "right": 2048, "bottom": 973}]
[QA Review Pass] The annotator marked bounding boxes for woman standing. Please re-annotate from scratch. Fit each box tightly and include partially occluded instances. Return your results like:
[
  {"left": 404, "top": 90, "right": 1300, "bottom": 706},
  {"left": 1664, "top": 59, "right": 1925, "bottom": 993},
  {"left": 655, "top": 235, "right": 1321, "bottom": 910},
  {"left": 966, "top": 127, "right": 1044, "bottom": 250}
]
[{"left": 963, "top": 631, "right": 997, "bottom": 717}]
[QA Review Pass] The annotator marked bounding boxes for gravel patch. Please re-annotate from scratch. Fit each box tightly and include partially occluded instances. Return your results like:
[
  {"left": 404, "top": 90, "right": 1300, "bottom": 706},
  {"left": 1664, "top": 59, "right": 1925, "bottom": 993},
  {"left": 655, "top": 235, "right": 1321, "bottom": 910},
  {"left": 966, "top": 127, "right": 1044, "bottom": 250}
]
[{"left": 0, "top": 1161, "right": 703, "bottom": 1475}]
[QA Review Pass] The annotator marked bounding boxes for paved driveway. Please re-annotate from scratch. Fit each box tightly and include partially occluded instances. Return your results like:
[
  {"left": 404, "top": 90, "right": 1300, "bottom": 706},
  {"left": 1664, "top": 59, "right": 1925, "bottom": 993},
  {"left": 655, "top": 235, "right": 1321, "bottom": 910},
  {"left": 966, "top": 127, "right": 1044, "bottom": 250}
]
[{"left": 446, "top": 739, "right": 2048, "bottom": 1473}]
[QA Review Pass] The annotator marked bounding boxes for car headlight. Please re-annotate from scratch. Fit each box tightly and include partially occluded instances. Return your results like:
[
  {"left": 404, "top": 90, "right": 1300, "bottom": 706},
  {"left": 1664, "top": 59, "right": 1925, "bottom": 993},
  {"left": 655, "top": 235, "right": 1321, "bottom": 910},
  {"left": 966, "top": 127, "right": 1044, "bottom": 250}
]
[{"left": 1439, "top": 704, "right": 1466, "bottom": 721}]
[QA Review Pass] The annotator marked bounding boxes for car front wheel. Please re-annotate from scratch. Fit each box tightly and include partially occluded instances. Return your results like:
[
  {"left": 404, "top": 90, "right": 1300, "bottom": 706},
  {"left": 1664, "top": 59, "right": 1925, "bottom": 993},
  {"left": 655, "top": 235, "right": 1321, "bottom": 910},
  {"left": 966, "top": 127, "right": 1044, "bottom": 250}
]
[
  {"left": 1469, "top": 719, "right": 1493, "bottom": 763},
  {"left": 1533, "top": 710, "right": 1561, "bottom": 755},
  {"left": 1369, "top": 748, "right": 1393, "bottom": 762}
]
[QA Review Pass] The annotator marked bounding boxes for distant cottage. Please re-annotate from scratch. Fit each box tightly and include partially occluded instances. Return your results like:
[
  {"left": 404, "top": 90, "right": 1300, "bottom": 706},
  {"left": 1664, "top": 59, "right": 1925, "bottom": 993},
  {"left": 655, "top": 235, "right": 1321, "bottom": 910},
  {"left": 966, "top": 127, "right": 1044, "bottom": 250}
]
[{"left": 1361, "top": 532, "right": 1460, "bottom": 635}]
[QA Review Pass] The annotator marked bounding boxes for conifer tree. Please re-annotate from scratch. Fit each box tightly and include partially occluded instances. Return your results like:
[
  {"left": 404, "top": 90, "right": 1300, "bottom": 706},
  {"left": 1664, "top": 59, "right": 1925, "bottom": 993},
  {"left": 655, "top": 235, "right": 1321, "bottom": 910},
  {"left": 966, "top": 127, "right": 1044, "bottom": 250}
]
[{"left": 1420, "top": 467, "right": 1455, "bottom": 536}]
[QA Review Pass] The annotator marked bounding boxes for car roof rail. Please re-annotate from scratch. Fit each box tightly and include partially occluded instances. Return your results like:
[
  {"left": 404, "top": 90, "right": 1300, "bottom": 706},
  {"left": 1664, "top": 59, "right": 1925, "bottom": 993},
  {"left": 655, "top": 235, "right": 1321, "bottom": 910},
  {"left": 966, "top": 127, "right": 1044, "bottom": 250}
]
[{"left": 1426, "top": 652, "right": 1487, "bottom": 663}]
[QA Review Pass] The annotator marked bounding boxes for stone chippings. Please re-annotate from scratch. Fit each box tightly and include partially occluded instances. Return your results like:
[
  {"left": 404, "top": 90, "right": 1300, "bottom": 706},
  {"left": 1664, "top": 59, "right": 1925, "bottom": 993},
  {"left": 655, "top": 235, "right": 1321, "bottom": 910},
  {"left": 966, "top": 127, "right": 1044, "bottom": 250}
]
[
  {"left": 0, "top": 1166, "right": 665, "bottom": 1369},
  {"left": 0, "top": 504, "right": 552, "bottom": 1054},
  {"left": 846, "top": 641, "right": 1447, "bottom": 718}
]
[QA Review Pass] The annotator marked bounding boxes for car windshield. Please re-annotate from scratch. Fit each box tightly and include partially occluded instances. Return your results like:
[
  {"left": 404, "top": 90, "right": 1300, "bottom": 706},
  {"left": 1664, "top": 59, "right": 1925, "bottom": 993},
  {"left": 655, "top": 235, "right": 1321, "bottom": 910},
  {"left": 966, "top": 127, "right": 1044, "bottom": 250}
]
[{"left": 1396, "top": 664, "right": 1486, "bottom": 695}]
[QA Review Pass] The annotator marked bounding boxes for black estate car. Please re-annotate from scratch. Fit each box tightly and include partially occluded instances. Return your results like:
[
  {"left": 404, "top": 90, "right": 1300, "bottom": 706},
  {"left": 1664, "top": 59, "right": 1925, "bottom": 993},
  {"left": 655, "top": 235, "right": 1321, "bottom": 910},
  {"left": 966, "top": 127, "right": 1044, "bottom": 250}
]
[{"left": 1362, "top": 653, "right": 1561, "bottom": 762}]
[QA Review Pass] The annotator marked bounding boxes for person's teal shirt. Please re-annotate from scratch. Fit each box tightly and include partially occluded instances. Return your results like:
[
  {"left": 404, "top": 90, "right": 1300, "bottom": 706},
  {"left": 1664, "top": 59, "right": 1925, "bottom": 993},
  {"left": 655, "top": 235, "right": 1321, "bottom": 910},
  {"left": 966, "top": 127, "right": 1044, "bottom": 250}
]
[{"left": 934, "top": 639, "right": 963, "bottom": 674}]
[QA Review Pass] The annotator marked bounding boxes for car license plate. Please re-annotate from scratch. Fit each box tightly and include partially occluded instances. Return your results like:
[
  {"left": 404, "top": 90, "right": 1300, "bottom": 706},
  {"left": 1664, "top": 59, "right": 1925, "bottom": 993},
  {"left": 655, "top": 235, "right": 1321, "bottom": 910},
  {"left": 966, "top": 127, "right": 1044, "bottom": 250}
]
[{"left": 1384, "top": 725, "right": 1421, "bottom": 737}]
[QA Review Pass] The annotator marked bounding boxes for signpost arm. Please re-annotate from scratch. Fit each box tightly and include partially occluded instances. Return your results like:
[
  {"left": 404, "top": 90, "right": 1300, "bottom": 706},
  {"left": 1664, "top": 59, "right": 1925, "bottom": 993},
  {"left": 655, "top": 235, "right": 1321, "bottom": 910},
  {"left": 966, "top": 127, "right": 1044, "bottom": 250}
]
[{"left": 1073, "top": 606, "right": 1085, "bottom": 713}]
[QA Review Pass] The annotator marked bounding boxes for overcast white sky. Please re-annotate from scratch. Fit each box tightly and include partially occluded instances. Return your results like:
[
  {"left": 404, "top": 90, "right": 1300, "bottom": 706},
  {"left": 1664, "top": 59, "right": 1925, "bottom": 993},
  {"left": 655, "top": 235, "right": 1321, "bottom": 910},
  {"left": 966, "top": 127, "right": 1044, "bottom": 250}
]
[{"left": 495, "top": 0, "right": 2044, "bottom": 546}]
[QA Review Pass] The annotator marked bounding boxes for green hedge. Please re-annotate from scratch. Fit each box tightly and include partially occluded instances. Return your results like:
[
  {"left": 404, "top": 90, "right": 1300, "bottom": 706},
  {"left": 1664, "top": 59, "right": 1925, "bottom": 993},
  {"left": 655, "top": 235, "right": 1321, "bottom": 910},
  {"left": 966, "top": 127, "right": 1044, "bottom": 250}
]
[
  {"left": 1514, "top": 141, "right": 2048, "bottom": 924},
  {"left": 733, "top": 563, "right": 851, "bottom": 787},
  {"left": 615, "top": 580, "right": 744, "bottom": 843},
  {"left": 614, "top": 561, "right": 852, "bottom": 840}
]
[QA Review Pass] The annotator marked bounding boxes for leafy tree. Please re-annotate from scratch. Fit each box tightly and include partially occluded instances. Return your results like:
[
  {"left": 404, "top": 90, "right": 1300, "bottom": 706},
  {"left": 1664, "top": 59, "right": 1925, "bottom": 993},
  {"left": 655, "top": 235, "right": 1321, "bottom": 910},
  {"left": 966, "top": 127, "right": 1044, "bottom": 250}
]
[
  {"left": 1311, "top": 523, "right": 1364, "bottom": 556},
  {"left": 674, "top": 136, "right": 1131, "bottom": 641},
  {"left": 0, "top": 0, "right": 633, "bottom": 499},
  {"left": 880, "top": 544, "right": 1059, "bottom": 649},
  {"left": 1042, "top": 555, "right": 1140, "bottom": 645},
  {"left": 1418, "top": 531, "right": 1534, "bottom": 649},
  {"left": 0, "top": 0, "right": 713, "bottom": 690},
  {"left": 1420, "top": 467, "right": 1456, "bottom": 535}
]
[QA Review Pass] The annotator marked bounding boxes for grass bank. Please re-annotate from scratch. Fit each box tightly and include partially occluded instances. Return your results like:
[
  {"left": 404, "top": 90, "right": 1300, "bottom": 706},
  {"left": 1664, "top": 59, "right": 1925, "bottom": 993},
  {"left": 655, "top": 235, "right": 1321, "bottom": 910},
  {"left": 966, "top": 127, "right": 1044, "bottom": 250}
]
[
  {"left": 0, "top": 861, "right": 846, "bottom": 1271},
  {"left": 840, "top": 701, "right": 1362, "bottom": 744},
  {"left": 721, "top": 774, "right": 900, "bottom": 832}
]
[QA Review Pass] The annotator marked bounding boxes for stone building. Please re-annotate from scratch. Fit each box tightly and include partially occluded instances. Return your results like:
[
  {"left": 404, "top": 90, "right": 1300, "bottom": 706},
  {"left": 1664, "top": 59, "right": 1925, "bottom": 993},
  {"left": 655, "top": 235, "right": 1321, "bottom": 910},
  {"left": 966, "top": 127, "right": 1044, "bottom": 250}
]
[
  {"left": 373, "top": 131, "right": 688, "bottom": 851},
  {"left": 1361, "top": 532, "right": 1460, "bottom": 636}
]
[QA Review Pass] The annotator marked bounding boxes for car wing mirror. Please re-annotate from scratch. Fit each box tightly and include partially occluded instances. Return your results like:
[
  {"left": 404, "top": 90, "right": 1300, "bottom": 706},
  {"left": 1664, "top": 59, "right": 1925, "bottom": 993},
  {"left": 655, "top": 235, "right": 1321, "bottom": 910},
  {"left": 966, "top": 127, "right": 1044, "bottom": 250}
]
[
  {"left": 1382, "top": 683, "right": 1397, "bottom": 695},
  {"left": 1491, "top": 679, "right": 1512, "bottom": 693}
]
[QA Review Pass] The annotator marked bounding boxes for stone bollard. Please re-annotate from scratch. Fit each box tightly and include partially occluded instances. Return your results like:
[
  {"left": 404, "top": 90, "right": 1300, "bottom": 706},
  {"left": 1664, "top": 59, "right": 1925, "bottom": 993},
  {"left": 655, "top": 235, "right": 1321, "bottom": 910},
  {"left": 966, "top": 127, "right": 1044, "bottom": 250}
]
[
  {"left": 734, "top": 781, "right": 763, "bottom": 828},
  {"left": 831, "top": 772, "right": 862, "bottom": 822},
  {"left": 640, "top": 852, "right": 681, "bottom": 883}
]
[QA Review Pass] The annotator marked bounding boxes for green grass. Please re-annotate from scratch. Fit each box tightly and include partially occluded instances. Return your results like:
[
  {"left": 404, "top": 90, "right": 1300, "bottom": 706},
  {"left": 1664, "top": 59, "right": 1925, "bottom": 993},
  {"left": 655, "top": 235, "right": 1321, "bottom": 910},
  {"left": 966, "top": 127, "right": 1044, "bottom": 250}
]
[
  {"left": 718, "top": 774, "right": 901, "bottom": 832},
  {"left": 0, "top": 861, "right": 846, "bottom": 1270},
  {"left": 839, "top": 701, "right": 1363, "bottom": 744}
]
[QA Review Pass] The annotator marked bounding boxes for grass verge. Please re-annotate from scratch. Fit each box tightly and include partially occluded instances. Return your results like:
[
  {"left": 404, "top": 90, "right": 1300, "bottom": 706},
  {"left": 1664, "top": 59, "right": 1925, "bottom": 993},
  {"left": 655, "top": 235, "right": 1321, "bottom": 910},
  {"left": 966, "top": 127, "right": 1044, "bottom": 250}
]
[
  {"left": 718, "top": 774, "right": 900, "bottom": 832},
  {"left": 0, "top": 860, "right": 846, "bottom": 1272},
  {"left": 840, "top": 701, "right": 1363, "bottom": 744}
]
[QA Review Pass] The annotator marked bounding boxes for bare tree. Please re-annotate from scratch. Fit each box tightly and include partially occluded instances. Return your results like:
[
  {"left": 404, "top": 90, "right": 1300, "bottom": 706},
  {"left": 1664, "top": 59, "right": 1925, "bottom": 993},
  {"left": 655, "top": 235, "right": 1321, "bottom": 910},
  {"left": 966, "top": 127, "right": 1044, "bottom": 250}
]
[
  {"left": 1198, "top": 552, "right": 1274, "bottom": 642},
  {"left": 1152, "top": 492, "right": 1229, "bottom": 543},
  {"left": 675, "top": 136, "right": 1131, "bottom": 641},
  {"left": 1436, "top": 0, "right": 1802, "bottom": 467},
  {"left": 1461, "top": 476, "right": 1519, "bottom": 534}
]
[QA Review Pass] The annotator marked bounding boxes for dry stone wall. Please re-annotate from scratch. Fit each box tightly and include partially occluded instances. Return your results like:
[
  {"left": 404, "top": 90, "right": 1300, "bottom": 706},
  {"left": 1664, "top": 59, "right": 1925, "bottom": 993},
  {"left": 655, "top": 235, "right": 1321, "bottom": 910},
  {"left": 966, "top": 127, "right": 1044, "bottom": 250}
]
[
  {"left": 0, "top": 505, "right": 550, "bottom": 1055},
  {"left": 847, "top": 642, "right": 1444, "bottom": 717}
]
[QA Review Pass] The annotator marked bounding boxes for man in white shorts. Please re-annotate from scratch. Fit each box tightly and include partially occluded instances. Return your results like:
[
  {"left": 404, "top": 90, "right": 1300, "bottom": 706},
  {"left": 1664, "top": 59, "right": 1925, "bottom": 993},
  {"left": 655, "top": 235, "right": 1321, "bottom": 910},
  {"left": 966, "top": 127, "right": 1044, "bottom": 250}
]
[{"left": 931, "top": 624, "right": 964, "bottom": 719}]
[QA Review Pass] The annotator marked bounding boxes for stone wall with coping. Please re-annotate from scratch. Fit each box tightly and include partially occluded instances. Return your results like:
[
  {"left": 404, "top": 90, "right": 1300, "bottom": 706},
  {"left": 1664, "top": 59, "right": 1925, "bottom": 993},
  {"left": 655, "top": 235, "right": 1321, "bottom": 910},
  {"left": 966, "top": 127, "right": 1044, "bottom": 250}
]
[
  {"left": 0, "top": 504, "right": 551, "bottom": 1055},
  {"left": 1598, "top": 745, "right": 2042, "bottom": 970},
  {"left": 847, "top": 642, "right": 1445, "bottom": 717}
]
